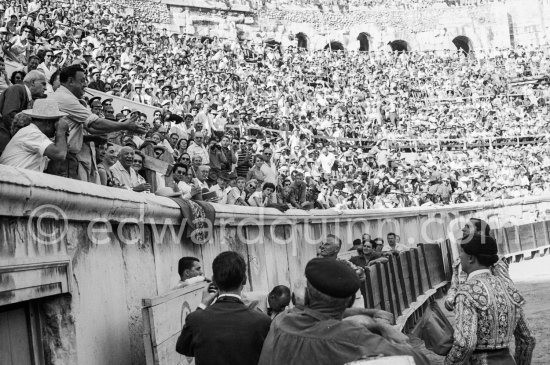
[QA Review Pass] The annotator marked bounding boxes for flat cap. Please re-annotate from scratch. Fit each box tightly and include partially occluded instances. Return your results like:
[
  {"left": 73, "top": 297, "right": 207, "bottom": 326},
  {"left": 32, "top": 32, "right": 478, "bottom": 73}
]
[{"left": 305, "top": 258, "right": 360, "bottom": 298}]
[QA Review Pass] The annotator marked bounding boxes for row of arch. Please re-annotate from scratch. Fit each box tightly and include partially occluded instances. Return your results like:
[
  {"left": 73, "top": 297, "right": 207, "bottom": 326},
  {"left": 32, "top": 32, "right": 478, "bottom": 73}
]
[{"left": 296, "top": 32, "right": 473, "bottom": 53}]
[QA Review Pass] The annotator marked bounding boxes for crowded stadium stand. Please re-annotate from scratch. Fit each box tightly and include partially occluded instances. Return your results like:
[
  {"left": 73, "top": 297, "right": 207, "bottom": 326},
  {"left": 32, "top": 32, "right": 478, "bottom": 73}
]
[
  {"left": 2, "top": 0, "right": 550, "bottom": 364},
  {"left": 0, "top": 0, "right": 548, "bottom": 210}
]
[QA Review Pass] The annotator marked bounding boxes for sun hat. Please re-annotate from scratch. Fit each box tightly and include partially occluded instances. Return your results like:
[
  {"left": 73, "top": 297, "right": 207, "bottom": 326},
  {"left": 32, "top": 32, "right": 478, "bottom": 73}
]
[{"left": 21, "top": 99, "right": 67, "bottom": 120}]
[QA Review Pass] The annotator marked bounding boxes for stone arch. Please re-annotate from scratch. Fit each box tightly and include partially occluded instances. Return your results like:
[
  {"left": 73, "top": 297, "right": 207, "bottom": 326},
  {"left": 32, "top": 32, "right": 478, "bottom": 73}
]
[
  {"left": 452, "top": 35, "right": 473, "bottom": 54},
  {"left": 296, "top": 32, "right": 309, "bottom": 49},
  {"left": 324, "top": 41, "right": 344, "bottom": 51},
  {"left": 357, "top": 32, "right": 371, "bottom": 52},
  {"left": 388, "top": 40, "right": 411, "bottom": 53}
]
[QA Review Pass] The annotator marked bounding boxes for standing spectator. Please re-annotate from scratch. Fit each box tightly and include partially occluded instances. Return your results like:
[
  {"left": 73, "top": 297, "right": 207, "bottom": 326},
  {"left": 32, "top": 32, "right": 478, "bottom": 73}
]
[
  {"left": 0, "top": 56, "right": 11, "bottom": 93},
  {"left": 260, "top": 147, "right": 278, "bottom": 185},
  {"left": 0, "top": 70, "right": 47, "bottom": 155},
  {"left": 247, "top": 154, "right": 266, "bottom": 183},
  {"left": 187, "top": 132, "right": 209, "bottom": 165},
  {"left": 3, "top": 25, "right": 32, "bottom": 64},
  {"left": 176, "top": 251, "right": 271, "bottom": 365},
  {"left": 47, "top": 65, "right": 145, "bottom": 181},
  {"left": 37, "top": 50, "right": 57, "bottom": 82},
  {"left": 0, "top": 100, "right": 68, "bottom": 172},
  {"left": 219, "top": 134, "right": 236, "bottom": 174},
  {"left": 236, "top": 139, "right": 252, "bottom": 177}
]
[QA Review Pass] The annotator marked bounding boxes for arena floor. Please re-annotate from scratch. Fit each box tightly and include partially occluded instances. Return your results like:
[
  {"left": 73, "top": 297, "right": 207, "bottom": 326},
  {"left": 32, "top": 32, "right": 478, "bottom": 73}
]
[{"left": 414, "top": 253, "right": 550, "bottom": 364}]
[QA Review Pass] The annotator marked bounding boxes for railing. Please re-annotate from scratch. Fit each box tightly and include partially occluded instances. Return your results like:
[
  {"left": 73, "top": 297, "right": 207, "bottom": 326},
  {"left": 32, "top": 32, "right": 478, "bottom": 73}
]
[{"left": 1, "top": 165, "right": 550, "bottom": 365}]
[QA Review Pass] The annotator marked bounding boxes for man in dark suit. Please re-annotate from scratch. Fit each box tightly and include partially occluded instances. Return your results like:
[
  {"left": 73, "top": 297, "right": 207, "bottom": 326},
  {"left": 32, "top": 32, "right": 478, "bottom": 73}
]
[
  {"left": 176, "top": 251, "right": 271, "bottom": 365},
  {"left": 0, "top": 70, "right": 47, "bottom": 154}
]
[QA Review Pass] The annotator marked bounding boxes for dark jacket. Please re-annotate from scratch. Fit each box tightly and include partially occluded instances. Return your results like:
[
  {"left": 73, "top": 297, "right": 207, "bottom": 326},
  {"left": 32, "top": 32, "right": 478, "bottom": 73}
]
[
  {"left": 0, "top": 83, "right": 31, "bottom": 154},
  {"left": 259, "top": 306, "right": 430, "bottom": 365},
  {"left": 176, "top": 296, "right": 271, "bottom": 365}
]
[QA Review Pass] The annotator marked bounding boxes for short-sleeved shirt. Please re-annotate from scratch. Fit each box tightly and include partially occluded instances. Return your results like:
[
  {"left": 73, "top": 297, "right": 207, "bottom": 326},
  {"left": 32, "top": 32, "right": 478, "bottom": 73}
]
[
  {"left": 0, "top": 123, "right": 52, "bottom": 171},
  {"left": 110, "top": 160, "right": 140, "bottom": 189},
  {"left": 48, "top": 86, "right": 99, "bottom": 154}
]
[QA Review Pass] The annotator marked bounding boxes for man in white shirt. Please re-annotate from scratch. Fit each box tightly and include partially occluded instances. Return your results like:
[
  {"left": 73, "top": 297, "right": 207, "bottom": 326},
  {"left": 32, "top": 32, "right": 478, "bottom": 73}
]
[
  {"left": 173, "top": 256, "right": 206, "bottom": 290},
  {"left": 317, "top": 147, "right": 336, "bottom": 174},
  {"left": 381, "top": 232, "right": 408, "bottom": 253},
  {"left": 260, "top": 148, "right": 277, "bottom": 185},
  {"left": 110, "top": 147, "right": 150, "bottom": 192},
  {"left": 0, "top": 99, "right": 68, "bottom": 172},
  {"left": 209, "top": 172, "right": 231, "bottom": 204},
  {"left": 186, "top": 132, "right": 210, "bottom": 165},
  {"left": 47, "top": 65, "right": 145, "bottom": 181}
]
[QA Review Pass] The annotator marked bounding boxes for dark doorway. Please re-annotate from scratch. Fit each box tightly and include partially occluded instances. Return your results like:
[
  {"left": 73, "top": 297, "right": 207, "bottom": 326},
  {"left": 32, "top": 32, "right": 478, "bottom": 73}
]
[
  {"left": 296, "top": 32, "right": 309, "bottom": 49},
  {"left": 388, "top": 40, "right": 410, "bottom": 53},
  {"left": 324, "top": 41, "right": 344, "bottom": 51},
  {"left": 357, "top": 32, "right": 371, "bottom": 52},
  {"left": 452, "top": 36, "right": 472, "bottom": 54}
]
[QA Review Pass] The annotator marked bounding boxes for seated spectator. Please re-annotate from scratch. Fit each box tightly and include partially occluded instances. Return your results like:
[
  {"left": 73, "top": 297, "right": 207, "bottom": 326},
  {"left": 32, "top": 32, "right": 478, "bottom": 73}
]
[
  {"left": 110, "top": 146, "right": 151, "bottom": 192},
  {"left": 210, "top": 172, "right": 231, "bottom": 203},
  {"left": 0, "top": 70, "right": 47, "bottom": 154},
  {"left": 248, "top": 182, "right": 277, "bottom": 207},
  {"left": 173, "top": 256, "right": 206, "bottom": 290},
  {"left": 0, "top": 100, "right": 68, "bottom": 171},
  {"left": 176, "top": 251, "right": 271, "bottom": 365},
  {"left": 287, "top": 171, "right": 313, "bottom": 209},
  {"left": 258, "top": 258, "right": 429, "bottom": 365},
  {"left": 226, "top": 176, "right": 248, "bottom": 205},
  {"left": 97, "top": 143, "right": 120, "bottom": 186},
  {"left": 172, "top": 162, "right": 200, "bottom": 199}
]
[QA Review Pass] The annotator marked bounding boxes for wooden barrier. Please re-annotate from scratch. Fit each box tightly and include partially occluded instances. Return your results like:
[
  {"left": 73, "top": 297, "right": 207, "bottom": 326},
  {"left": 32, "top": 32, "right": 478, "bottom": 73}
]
[{"left": 142, "top": 282, "right": 207, "bottom": 365}]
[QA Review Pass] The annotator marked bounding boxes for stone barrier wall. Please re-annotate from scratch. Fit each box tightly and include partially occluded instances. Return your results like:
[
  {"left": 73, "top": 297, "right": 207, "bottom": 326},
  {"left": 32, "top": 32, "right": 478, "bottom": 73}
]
[{"left": 1, "top": 165, "right": 550, "bottom": 364}]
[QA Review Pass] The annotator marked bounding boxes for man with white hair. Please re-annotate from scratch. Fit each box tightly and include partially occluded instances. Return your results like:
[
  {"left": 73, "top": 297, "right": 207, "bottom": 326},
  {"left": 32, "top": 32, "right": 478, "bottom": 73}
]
[
  {"left": 0, "top": 70, "right": 47, "bottom": 154},
  {"left": 110, "top": 146, "right": 151, "bottom": 192}
]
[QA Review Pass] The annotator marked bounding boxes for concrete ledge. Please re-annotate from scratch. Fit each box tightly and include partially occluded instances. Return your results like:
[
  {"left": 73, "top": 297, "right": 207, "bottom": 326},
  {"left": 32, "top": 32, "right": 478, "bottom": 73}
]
[{"left": 2, "top": 166, "right": 550, "bottom": 226}]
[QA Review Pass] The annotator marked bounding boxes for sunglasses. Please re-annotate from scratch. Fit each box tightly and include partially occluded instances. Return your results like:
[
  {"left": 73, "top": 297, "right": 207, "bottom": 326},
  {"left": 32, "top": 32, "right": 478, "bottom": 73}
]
[
  {"left": 248, "top": 184, "right": 257, "bottom": 188},
  {"left": 181, "top": 157, "right": 190, "bottom": 160}
]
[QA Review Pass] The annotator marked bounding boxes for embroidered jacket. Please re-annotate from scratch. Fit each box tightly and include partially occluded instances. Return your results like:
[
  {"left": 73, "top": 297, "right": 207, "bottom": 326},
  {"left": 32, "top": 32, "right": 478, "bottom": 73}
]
[
  {"left": 444, "top": 271, "right": 536, "bottom": 365},
  {"left": 445, "top": 257, "right": 511, "bottom": 308}
]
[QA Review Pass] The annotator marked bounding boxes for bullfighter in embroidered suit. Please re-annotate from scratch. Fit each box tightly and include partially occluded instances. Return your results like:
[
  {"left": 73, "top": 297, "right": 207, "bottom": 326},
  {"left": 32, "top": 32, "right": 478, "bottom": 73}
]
[{"left": 444, "top": 234, "right": 536, "bottom": 365}]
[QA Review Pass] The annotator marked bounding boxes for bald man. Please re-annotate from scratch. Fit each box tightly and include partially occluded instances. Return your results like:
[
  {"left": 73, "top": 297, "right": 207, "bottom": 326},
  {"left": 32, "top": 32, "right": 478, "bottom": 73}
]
[{"left": 110, "top": 146, "right": 151, "bottom": 192}]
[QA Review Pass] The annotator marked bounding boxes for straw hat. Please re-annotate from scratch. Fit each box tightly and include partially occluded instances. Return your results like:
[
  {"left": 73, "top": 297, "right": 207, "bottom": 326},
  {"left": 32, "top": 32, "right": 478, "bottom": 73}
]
[{"left": 21, "top": 99, "right": 67, "bottom": 120}]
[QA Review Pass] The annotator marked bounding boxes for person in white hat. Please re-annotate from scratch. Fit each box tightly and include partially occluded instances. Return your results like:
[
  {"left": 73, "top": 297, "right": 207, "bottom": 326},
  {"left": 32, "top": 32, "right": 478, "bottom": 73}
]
[{"left": 0, "top": 99, "right": 68, "bottom": 172}]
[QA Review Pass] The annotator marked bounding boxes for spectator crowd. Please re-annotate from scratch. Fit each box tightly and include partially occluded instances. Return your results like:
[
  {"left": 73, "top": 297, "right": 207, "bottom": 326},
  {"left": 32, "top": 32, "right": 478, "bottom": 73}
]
[{"left": 0, "top": 0, "right": 550, "bottom": 211}]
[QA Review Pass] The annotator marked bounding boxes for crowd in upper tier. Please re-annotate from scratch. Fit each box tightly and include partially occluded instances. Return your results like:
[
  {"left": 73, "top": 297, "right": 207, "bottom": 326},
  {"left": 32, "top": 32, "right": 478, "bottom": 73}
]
[{"left": 0, "top": 0, "right": 549, "bottom": 210}]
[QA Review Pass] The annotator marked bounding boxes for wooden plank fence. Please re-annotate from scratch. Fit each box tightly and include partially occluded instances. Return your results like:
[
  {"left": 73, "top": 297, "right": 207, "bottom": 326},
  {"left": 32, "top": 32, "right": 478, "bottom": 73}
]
[{"left": 141, "top": 222, "right": 550, "bottom": 365}]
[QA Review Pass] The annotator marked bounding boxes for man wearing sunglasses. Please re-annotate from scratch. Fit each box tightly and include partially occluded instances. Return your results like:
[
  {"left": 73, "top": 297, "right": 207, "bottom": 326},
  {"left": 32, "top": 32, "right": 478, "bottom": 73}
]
[
  {"left": 260, "top": 147, "right": 277, "bottom": 185},
  {"left": 187, "top": 132, "right": 209, "bottom": 165}
]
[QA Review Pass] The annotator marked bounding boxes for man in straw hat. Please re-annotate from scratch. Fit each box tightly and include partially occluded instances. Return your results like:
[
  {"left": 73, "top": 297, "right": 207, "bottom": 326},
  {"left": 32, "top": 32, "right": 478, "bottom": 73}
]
[{"left": 0, "top": 99, "right": 68, "bottom": 172}]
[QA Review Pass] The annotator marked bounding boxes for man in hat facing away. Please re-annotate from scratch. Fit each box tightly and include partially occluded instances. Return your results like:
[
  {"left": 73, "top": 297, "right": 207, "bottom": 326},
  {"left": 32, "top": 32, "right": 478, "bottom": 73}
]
[
  {"left": 259, "top": 258, "right": 429, "bottom": 365},
  {"left": 444, "top": 234, "right": 535, "bottom": 365},
  {"left": 0, "top": 99, "right": 68, "bottom": 172}
]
